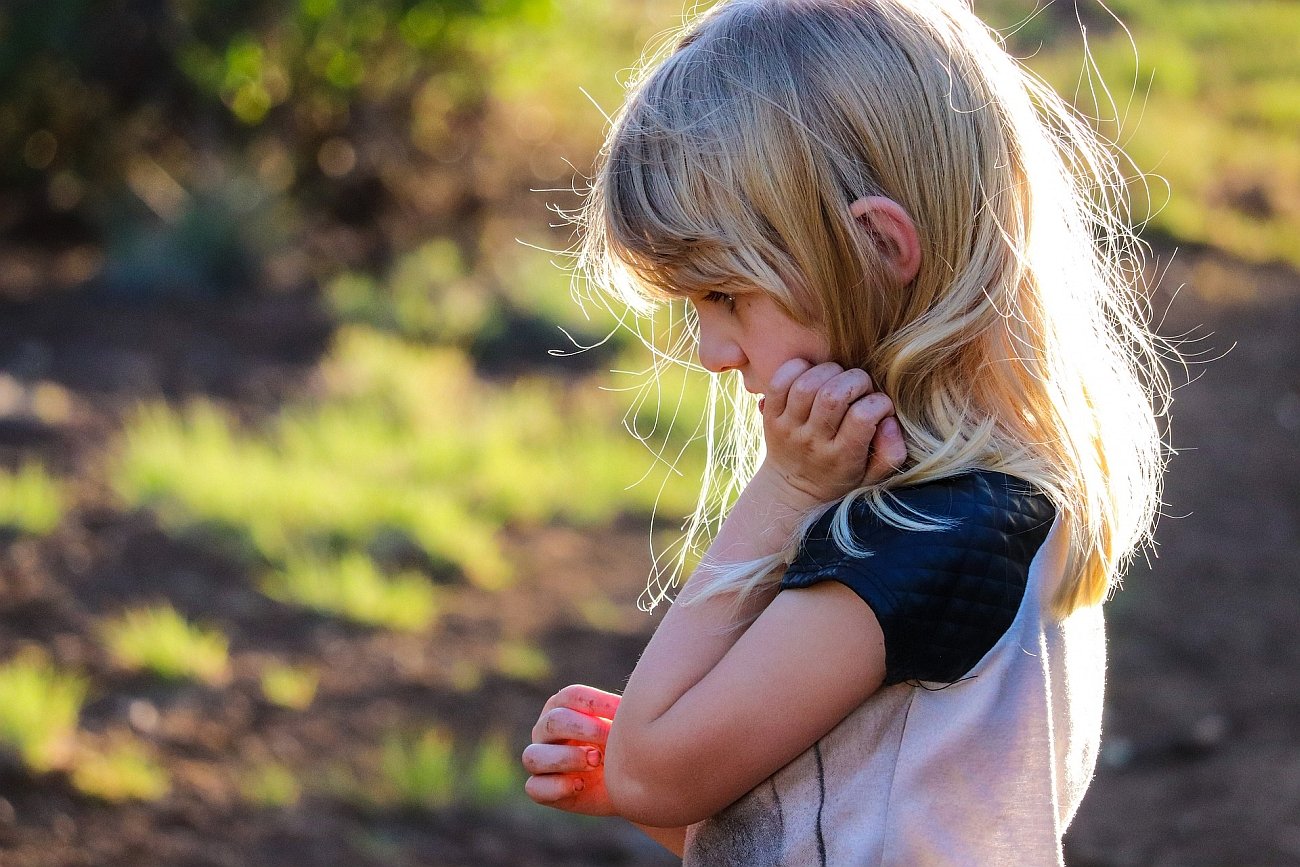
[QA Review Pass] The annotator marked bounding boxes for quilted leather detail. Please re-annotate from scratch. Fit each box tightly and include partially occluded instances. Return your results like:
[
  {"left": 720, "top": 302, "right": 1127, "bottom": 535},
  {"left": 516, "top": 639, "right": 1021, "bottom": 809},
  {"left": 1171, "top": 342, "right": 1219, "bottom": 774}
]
[{"left": 780, "top": 470, "right": 1056, "bottom": 686}]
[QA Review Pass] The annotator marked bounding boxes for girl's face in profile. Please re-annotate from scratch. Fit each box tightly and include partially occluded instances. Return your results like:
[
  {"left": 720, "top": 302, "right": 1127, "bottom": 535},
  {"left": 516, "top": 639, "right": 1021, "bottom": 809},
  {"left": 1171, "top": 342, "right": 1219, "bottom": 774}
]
[{"left": 691, "top": 289, "right": 831, "bottom": 397}]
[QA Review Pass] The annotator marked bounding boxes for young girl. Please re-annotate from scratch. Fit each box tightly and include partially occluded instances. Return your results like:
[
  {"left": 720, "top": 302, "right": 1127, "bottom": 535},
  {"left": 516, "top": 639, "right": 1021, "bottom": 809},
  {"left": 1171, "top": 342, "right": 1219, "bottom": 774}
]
[{"left": 522, "top": 0, "right": 1175, "bottom": 863}]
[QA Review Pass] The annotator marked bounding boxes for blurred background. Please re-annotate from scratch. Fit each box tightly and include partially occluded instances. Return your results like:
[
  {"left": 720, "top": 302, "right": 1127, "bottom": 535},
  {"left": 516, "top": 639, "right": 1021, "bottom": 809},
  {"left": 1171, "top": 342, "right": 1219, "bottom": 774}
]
[{"left": 0, "top": 0, "right": 1295, "bottom": 864}]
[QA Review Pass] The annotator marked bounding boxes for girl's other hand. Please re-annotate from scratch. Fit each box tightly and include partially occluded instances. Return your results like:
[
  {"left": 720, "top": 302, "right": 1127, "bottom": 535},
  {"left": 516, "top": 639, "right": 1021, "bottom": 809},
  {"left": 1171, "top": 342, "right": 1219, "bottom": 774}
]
[
  {"left": 759, "top": 359, "right": 907, "bottom": 507},
  {"left": 522, "top": 684, "right": 621, "bottom": 817}
]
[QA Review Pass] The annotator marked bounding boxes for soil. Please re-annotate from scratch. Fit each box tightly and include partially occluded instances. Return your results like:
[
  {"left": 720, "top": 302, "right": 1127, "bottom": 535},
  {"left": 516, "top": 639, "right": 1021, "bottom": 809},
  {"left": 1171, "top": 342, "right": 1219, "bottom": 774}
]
[{"left": 0, "top": 243, "right": 1296, "bottom": 866}]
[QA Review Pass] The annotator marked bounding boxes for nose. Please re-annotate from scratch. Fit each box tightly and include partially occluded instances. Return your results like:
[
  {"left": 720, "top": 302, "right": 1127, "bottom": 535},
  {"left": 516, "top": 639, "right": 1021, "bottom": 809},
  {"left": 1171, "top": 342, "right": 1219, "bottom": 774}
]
[{"left": 696, "top": 317, "right": 745, "bottom": 374}]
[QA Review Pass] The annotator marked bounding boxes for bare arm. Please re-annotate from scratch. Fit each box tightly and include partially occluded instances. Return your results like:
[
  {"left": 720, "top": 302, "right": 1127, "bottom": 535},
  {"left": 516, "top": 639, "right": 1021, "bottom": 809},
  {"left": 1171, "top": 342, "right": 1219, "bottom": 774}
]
[
  {"left": 521, "top": 362, "right": 906, "bottom": 833},
  {"left": 603, "top": 361, "right": 907, "bottom": 827}
]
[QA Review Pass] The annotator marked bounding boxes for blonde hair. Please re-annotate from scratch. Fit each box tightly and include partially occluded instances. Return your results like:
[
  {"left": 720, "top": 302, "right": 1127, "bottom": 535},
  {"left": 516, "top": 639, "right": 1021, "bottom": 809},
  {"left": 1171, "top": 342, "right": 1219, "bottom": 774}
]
[{"left": 573, "top": 0, "right": 1180, "bottom": 624}]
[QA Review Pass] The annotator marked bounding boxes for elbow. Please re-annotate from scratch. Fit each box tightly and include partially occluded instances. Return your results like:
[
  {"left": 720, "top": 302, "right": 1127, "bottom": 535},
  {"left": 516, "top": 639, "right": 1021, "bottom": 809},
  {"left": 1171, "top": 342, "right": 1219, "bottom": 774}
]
[{"left": 604, "top": 733, "right": 716, "bottom": 827}]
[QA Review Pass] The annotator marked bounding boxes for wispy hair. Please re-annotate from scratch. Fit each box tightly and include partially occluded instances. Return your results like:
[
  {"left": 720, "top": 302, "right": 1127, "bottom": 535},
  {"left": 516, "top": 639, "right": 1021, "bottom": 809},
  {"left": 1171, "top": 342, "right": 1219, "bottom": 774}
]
[{"left": 570, "top": 0, "right": 1182, "bottom": 626}]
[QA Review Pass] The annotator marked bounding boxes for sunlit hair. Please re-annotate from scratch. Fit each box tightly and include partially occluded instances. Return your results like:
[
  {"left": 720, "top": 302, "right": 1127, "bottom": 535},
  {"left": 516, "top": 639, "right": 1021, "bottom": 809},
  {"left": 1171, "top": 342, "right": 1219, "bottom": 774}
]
[{"left": 572, "top": 0, "right": 1180, "bottom": 626}]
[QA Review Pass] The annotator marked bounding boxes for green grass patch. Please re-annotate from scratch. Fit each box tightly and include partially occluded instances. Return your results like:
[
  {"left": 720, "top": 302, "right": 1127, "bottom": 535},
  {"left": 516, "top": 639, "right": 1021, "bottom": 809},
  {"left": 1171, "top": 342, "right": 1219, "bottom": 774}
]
[
  {"left": 100, "top": 604, "right": 232, "bottom": 685},
  {"left": 259, "top": 660, "right": 320, "bottom": 710},
  {"left": 980, "top": 0, "right": 1300, "bottom": 268},
  {"left": 261, "top": 551, "right": 439, "bottom": 632},
  {"left": 240, "top": 761, "right": 301, "bottom": 807},
  {"left": 0, "top": 650, "right": 86, "bottom": 771},
  {"left": 70, "top": 738, "right": 170, "bottom": 802},
  {"left": 113, "top": 327, "right": 710, "bottom": 605},
  {"left": 492, "top": 640, "right": 552, "bottom": 684},
  {"left": 466, "top": 730, "right": 525, "bottom": 809},
  {"left": 379, "top": 726, "right": 455, "bottom": 810},
  {"left": 446, "top": 658, "right": 484, "bottom": 693},
  {"left": 0, "top": 462, "right": 66, "bottom": 535},
  {"left": 373, "top": 724, "right": 525, "bottom": 811},
  {"left": 325, "top": 238, "right": 492, "bottom": 344}
]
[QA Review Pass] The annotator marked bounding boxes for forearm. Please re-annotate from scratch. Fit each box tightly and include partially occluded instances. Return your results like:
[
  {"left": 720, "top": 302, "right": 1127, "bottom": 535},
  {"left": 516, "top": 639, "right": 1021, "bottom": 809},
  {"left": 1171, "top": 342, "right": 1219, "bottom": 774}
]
[
  {"left": 600, "top": 364, "right": 906, "bottom": 825},
  {"left": 629, "top": 821, "right": 688, "bottom": 859},
  {"left": 602, "top": 469, "right": 819, "bottom": 825},
  {"left": 609, "top": 467, "right": 819, "bottom": 755}
]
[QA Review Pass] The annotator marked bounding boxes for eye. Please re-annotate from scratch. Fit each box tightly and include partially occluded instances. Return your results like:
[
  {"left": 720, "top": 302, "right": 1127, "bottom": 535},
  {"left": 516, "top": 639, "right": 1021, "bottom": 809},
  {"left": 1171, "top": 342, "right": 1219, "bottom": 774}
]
[{"left": 701, "top": 290, "right": 736, "bottom": 309}]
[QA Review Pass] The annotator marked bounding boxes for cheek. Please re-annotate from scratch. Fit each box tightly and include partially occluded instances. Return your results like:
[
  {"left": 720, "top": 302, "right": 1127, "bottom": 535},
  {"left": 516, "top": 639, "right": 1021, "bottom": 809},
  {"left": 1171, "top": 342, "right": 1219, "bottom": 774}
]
[{"left": 786, "top": 326, "right": 831, "bottom": 366}]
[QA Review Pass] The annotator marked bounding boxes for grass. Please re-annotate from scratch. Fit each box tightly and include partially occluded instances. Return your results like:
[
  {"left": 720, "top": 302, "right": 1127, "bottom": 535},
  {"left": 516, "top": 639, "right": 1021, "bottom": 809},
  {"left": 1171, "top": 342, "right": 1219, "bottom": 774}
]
[
  {"left": 112, "top": 325, "right": 710, "bottom": 612},
  {"left": 465, "top": 731, "right": 525, "bottom": 809},
  {"left": 240, "top": 761, "right": 301, "bottom": 807},
  {"left": 261, "top": 551, "right": 440, "bottom": 632},
  {"left": 373, "top": 724, "right": 524, "bottom": 811},
  {"left": 445, "top": 658, "right": 484, "bottom": 693},
  {"left": 100, "top": 604, "right": 232, "bottom": 685},
  {"left": 0, "top": 462, "right": 66, "bottom": 536},
  {"left": 379, "top": 726, "right": 455, "bottom": 810},
  {"left": 259, "top": 661, "right": 320, "bottom": 710},
  {"left": 979, "top": 0, "right": 1300, "bottom": 269},
  {"left": 324, "top": 238, "right": 493, "bottom": 345},
  {"left": 492, "top": 640, "right": 552, "bottom": 684},
  {"left": 70, "top": 738, "right": 170, "bottom": 802},
  {"left": 0, "top": 650, "right": 87, "bottom": 771}
]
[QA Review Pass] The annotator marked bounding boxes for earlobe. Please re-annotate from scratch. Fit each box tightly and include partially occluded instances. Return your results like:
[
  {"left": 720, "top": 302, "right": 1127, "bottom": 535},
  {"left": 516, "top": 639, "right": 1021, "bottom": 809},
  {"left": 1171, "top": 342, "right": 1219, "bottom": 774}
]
[{"left": 849, "top": 196, "right": 922, "bottom": 285}]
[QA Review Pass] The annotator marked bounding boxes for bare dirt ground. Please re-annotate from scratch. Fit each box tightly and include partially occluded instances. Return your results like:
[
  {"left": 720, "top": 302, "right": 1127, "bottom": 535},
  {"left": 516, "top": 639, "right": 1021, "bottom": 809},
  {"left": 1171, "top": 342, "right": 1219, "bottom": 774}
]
[{"left": 0, "top": 242, "right": 1296, "bottom": 866}]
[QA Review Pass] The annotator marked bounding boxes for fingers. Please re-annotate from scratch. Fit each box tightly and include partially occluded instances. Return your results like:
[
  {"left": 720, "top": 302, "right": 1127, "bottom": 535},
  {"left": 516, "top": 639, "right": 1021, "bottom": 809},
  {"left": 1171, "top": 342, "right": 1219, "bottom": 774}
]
[
  {"left": 808, "top": 368, "right": 875, "bottom": 437},
  {"left": 531, "top": 705, "right": 613, "bottom": 746},
  {"left": 834, "top": 389, "right": 893, "bottom": 454},
  {"left": 780, "top": 362, "right": 845, "bottom": 423},
  {"left": 767, "top": 363, "right": 877, "bottom": 427},
  {"left": 760, "top": 360, "right": 907, "bottom": 501},
  {"left": 763, "top": 359, "right": 814, "bottom": 419},
  {"left": 864, "top": 416, "right": 909, "bottom": 485},
  {"left": 540, "top": 683, "right": 621, "bottom": 721},
  {"left": 522, "top": 741, "right": 604, "bottom": 776},
  {"left": 524, "top": 770, "right": 589, "bottom": 804}
]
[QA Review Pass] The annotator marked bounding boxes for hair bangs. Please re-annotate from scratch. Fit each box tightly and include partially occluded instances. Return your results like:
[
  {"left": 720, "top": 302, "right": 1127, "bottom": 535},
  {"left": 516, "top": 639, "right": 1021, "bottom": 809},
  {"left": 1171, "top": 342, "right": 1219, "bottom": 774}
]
[{"left": 581, "top": 16, "right": 810, "bottom": 318}]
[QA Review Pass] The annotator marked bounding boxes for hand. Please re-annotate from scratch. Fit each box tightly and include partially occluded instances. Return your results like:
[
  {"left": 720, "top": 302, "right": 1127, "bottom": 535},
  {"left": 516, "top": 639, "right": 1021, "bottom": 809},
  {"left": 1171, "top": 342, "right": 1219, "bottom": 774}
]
[
  {"left": 758, "top": 359, "right": 907, "bottom": 507},
  {"left": 522, "top": 684, "right": 621, "bottom": 817}
]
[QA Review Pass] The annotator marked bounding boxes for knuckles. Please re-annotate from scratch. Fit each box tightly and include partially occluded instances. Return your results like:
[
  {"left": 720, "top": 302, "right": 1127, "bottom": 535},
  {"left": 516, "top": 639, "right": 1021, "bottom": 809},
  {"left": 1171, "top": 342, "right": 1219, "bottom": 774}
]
[
  {"left": 537, "top": 707, "right": 568, "bottom": 739},
  {"left": 535, "top": 705, "right": 604, "bottom": 744},
  {"left": 848, "top": 392, "right": 892, "bottom": 419},
  {"left": 555, "top": 684, "right": 581, "bottom": 703}
]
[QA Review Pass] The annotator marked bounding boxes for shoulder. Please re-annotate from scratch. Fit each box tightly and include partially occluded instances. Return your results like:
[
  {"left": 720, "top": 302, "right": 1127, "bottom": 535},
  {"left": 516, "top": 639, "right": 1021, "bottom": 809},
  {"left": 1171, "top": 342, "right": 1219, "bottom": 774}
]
[{"left": 780, "top": 470, "right": 1057, "bottom": 685}]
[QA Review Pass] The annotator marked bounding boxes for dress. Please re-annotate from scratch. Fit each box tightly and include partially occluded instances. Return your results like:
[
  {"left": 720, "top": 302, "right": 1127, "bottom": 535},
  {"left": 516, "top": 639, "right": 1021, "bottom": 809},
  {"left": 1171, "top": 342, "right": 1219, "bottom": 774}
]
[{"left": 681, "top": 470, "right": 1104, "bottom": 866}]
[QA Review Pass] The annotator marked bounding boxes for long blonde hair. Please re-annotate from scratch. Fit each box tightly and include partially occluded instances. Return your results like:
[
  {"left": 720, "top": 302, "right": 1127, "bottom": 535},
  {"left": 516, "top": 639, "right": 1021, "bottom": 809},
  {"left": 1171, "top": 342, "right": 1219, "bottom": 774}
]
[{"left": 573, "top": 0, "right": 1179, "bottom": 624}]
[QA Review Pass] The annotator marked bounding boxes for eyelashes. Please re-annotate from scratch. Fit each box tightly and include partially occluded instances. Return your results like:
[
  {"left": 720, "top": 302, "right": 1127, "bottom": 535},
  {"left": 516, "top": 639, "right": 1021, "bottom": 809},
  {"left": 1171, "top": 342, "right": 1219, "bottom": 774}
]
[{"left": 701, "top": 290, "right": 737, "bottom": 309}]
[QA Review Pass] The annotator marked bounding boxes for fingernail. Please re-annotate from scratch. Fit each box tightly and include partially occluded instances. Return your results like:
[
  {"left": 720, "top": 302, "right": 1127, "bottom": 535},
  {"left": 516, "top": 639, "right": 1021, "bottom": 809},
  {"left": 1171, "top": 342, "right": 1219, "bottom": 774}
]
[
  {"left": 573, "top": 777, "right": 585, "bottom": 792},
  {"left": 883, "top": 417, "right": 899, "bottom": 433},
  {"left": 586, "top": 748, "right": 602, "bottom": 768}
]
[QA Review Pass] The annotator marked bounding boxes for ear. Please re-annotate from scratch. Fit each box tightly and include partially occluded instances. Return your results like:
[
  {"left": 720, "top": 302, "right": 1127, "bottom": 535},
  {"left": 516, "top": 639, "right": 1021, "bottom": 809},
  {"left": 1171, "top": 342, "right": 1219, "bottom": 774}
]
[{"left": 849, "top": 196, "right": 921, "bottom": 285}]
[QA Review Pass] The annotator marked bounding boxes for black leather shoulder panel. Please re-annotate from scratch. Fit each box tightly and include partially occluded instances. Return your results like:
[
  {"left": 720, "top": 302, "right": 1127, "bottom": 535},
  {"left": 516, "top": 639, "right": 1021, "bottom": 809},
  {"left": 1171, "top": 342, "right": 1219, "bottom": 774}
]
[{"left": 780, "top": 470, "right": 1056, "bottom": 685}]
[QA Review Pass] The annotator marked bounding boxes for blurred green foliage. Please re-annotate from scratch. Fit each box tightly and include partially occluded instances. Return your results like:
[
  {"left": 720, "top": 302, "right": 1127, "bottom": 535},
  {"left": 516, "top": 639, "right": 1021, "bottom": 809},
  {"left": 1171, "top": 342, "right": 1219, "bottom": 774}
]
[
  {"left": 262, "top": 549, "right": 442, "bottom": 630},
  {"left": 493, "top": 639, "right": 551, "bottom": 684},
  {"left": 100, "top": 604, "right": 233, "bottom": 684},
  {"left": 112, "top": 325, "right": 708, "bottom": 604},
  {"left": 0, "top": 650, "right": 86, "bottom": 771},
  {"left": 379, "top": 726, "right": 456, "bottom": 809},
  {"left": 70, "top": 738, "right": 171, "bottom": 803},
  {"left": 239, "top": 760, "right": 303, "bottom": 807},
  {"left": 980, "top": 0, "right": 1300, "bottom": 266},
  {"left": 374, "top": 724, "right": 523, "bottom": 810},
  {"left": 259, "top": 660, "right": 321, "bottom": 709},
  {"left": 0, "top": 0, "right": 661, "bottom": 299},
  {"left": 0, "top": 462, "right": 66, "bottom": 535}
]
